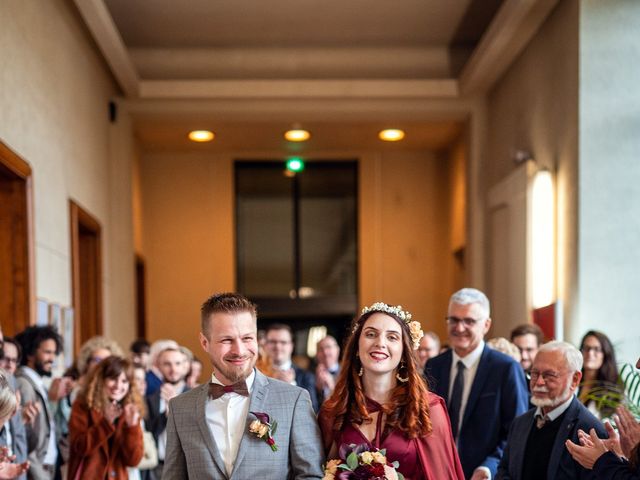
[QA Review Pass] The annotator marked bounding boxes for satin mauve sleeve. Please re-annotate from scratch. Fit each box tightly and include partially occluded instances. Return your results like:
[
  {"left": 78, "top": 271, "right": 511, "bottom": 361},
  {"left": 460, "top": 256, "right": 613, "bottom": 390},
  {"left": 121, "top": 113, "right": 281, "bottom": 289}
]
[
  {"left": 317, "top": 407, "right": 337, "bottom": 455},
  {"left": 417, "top": 393, "right": 465, "bottom": 480}
]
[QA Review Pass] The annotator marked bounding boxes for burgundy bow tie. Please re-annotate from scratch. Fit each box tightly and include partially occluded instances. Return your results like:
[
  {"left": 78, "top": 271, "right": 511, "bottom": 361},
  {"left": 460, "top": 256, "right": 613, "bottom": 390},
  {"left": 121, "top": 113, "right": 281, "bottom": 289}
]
[{"left": 208, "top": 381, "right": 249, "bottom": 399}]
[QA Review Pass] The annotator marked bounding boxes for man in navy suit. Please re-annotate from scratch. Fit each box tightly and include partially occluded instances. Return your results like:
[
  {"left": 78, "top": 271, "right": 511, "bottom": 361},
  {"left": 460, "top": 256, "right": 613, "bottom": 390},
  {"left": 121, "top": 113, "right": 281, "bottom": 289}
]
[
  {"left": 496, "top": 341, "right": 606, "bottom": 479},
  {"left": 265, "top": 324, "right": 319, "bottom": 412},
  {"left": 425, "top": 288, "right": 529, "bottom": 479}
]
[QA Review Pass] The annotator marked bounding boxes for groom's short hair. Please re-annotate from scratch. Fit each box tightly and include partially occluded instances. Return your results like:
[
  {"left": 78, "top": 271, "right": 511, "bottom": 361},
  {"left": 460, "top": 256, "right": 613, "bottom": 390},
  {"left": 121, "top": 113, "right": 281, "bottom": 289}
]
[{"left": 200, "top": 292, "right": 257, "bottom": 336}]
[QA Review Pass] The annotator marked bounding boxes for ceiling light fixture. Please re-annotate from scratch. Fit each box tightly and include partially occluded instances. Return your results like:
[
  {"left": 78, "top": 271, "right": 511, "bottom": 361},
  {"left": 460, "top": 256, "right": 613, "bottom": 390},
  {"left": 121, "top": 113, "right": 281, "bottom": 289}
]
[
  {"left": 284, "top": 128, "right": 310, "bottom": 142},
  {"left": 378, "top": 129, "right": 405, "bottom": 142},
  {"left": 188, "top": 130, "right": 215, "bottom": 142}
]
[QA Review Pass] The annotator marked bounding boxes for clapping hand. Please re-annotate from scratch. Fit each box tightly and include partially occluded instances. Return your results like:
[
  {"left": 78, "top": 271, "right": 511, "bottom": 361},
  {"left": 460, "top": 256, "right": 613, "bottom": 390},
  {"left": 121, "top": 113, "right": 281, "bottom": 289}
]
[
  {"left": 315, "top": 365, "right": 336, "bottom": 392},
  {"left": 0, "top": 447, "right": 14, "bottom": 464},
  {"left": 104, "top": 401, "right": 123, "bottom": 424},
  {"left": 613, "top": 404, "right": 640, "bottom": 458},
  {"left": 566, "top": 428, "right": 610, "bottom": 469},
  {"left": 0, "top": 460, "right": 29, "bottom": 479},
  {"left": 0, "top": 449, "right": 29, "bottom": 480},
  {"left": 21, "top": 401, "right": 40, "bottom": 426},
  {"left": 123, "top": 403, "right": 141, "bottom": 427},
  {"left": 48, "top": 376, "right": 74, "bottom": 402}
]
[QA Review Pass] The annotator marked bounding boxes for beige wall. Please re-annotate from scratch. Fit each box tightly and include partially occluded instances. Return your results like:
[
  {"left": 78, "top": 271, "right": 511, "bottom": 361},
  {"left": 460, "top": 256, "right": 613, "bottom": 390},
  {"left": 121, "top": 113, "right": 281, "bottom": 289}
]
[
  {"left": 483, "top": 0, "right": 579, "bottom": 338},
  {"left": 576, "top": 0, "right": 640, "bottom": 364},
  {"left": 0, "top": 0, "right": 137, "bottom": 350},
  {"left": 140, "top": 149, "right": 454, "bottom": 356}
]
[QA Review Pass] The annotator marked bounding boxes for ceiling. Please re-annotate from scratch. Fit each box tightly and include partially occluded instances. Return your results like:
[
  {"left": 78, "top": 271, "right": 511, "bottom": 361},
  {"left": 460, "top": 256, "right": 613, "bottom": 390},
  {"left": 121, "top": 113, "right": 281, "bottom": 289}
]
[{"left": 74, "top": 0, "right": 558, "bottom": 152}]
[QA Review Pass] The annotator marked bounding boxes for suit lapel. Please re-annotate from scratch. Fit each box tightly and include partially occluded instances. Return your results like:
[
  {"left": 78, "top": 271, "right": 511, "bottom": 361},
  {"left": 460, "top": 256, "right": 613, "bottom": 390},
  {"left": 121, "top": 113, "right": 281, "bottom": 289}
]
[
  {"left": 547, "top": 397, "right": 579, "bottom": 478},
  {"left": 436, "top": 351, "right": 453, "bottom": 402},
  {"left": 195, "top": 383, "right": 228, "bottom": 478},
  {"left": 461, "top": 346, "right": 490, "bottom": 429},
  {"left": 511, "top": 411, "right": 535, "bottom": 478},
  {"left": 230, "top": 370, "right": 269, "bottom": 478}
]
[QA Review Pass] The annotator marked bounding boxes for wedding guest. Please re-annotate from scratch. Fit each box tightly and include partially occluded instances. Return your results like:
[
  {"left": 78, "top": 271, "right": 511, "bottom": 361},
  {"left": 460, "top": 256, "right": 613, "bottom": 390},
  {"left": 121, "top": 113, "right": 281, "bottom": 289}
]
[
  {"left": 145, "top": 346, "right": 189, "bottom": 479},
  {"left": 578, "top": 330, "right": 619, "bottom": 418},
  {"left": 1, "top": 339, "right": 21, "bottom": 376},
  {"left": 55, "top": 336, "right": 122, "bottom": 475},
  {"left": 264, "top": 324, "right": 319, "bottom": 411},
  {"left": 129, "top": 340, "right": 150, "bottom": 371},
  {"left": 496, "top": 341, "right": 605, "bottom": 479},
  {"left": 0, "top": 370, "right": 29, "bottom": 479},
  {"left": 487, "top": 337, "right": 522, "bottom": 363},
  {"left": 416, "top": 331, "right": 440, "bottom": 370},
  {"left": 186, "top": 357, "right": 203, "bottom": 389},
  {"left": 15, "top": 325, "right": 71, "bottom": 479},
  {"left": 510, "top": 323, "right": 544, "bottom": 375},
  {"left": 315, "top": 336, "right": 340, "bottom": 406},
  {"left": 67, "top": 356, "right": 144, "bottom": 480},
  {"left": 145, "top": 340, "right": 179, "bottom": 396},
  {"left": 319, "top": 302, "right": 464, "bottom": 479},
  {"left": 128, "top": 365, "right": 157, "bottom": 480},
  {"left": 425, "top": 288, "right": 529, "bottom": 479}
]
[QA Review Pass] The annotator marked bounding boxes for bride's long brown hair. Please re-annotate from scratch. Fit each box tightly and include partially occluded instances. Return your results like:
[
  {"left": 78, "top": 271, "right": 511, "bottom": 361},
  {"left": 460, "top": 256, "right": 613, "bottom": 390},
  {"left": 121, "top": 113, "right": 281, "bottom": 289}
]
[{"left": 321, "top": 310, "right": 432, "bottom": 440}]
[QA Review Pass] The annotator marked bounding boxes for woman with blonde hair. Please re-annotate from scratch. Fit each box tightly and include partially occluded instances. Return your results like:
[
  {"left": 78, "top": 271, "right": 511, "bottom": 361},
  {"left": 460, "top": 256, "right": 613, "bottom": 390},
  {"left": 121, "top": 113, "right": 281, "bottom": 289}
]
[
  {"left": 318, "top": 302, "right": 464, "bottom": 479},
  {"left": 68, "top": 357, "right": 144, "bottom": 480},
  {"left": 0, "top": 370, "right": 29, "bottom": 479}
]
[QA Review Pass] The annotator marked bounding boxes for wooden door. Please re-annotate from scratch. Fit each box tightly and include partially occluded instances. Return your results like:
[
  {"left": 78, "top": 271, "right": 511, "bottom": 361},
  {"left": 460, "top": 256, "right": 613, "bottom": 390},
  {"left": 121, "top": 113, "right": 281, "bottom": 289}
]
[
  {"left": 0, "top": 142, "right": 34, "bottom": 335},
  {"left": 70, "top": 200, "right": 102, "bottom": 350}
]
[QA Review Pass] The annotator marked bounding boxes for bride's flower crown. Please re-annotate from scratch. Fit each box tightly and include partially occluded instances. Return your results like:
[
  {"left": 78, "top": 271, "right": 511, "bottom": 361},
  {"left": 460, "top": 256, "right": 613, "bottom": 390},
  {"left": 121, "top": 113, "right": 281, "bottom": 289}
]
[{"left": 357, "top": 302, "right": 424, "bottom": 350}]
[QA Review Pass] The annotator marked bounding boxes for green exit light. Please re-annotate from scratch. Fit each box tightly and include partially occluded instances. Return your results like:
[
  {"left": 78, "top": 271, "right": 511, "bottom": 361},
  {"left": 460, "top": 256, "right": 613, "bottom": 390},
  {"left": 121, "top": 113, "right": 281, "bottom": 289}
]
[{"left": 286, "top": 158, "right": 305, "bottom": 173}]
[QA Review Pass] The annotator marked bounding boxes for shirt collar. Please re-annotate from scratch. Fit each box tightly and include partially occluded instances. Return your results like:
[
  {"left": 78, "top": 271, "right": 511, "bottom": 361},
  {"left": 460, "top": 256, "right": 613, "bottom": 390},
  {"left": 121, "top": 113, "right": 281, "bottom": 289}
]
[
  {"left": 20, "top": 366, "right": 45, "bottom": 388},
  {"left": 210, "top": 369, "right": 256, "bottom": 393},
  {"left": 535, "top": 394, "right": 574, "bottom": 422},
  {"left": 276, "top": 360, "right": 293, "bottom": 371},
  {"left": 452, "top": 340, "right": 485, "bottom": 369}
]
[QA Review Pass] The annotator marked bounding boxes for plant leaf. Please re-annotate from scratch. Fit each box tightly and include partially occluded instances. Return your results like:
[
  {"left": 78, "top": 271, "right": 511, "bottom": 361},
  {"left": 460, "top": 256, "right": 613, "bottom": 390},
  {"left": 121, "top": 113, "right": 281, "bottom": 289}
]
[{"left": 346, "top": 451, "right": 358, "bottom": 470}]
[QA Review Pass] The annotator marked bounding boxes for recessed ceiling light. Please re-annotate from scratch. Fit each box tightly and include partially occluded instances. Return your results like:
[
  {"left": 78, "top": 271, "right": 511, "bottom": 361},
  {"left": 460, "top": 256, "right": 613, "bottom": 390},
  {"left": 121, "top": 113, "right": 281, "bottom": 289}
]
[
  {"left": 284, "top": 129, "right": 311, "bottom": 142},
  {"left": 378, "top": 129, "right": 405, "bottom": 142},
  {"left": 188, "top": 130, "right": 215, "bottom": 142}
]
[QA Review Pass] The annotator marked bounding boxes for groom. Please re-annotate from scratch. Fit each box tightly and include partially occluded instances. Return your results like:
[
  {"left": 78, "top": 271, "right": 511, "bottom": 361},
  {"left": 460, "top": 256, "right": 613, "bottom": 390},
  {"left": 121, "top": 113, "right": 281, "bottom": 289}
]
[{"left": 163, "top": 292, "right": 324, "bottom": 479}]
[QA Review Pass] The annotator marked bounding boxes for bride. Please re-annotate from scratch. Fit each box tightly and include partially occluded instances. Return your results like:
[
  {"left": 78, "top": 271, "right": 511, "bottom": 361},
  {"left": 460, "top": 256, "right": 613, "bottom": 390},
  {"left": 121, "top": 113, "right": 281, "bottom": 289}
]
[{"left": 318, "top": 302, "right": 464, "bottom": 479}]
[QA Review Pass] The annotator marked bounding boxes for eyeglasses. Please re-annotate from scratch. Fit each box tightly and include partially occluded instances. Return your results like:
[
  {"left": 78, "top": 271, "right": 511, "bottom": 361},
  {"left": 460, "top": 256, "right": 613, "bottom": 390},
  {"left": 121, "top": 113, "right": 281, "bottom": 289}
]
[
  {"left": 445, "top": 316, "right": 482, "bottom": 327},
  {"left": 529, "top": 369, "right": 565, "bottom": 382},
  {"left": 266, "top": 340, "right": 291, "bottom": 346},
  {"left": 2, "top": 357, "right": 18, "bottom": 365},
  {"left": 581, "top": 346, "right": 602, "bottom": 354}
]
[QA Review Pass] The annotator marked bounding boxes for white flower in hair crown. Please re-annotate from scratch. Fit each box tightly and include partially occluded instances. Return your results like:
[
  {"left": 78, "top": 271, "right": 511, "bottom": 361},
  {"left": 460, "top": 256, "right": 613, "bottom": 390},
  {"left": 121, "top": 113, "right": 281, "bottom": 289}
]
[{"left": 359, "top": 302, "right": 424, "bottom": 350}]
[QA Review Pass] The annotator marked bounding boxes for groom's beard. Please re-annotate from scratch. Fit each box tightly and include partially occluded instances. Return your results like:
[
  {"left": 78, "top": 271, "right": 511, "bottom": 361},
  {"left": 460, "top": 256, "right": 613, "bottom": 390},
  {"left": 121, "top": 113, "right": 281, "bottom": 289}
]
[{"left": 213, "top": 352, "right": 257, "bottom": 383}]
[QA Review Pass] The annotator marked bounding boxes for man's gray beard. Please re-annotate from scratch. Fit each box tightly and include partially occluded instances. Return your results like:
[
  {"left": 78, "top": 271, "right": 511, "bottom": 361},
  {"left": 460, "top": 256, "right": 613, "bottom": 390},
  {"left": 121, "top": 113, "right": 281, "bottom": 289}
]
[{"left": 530, "top": 377, "right": 573, "bottom": 408}]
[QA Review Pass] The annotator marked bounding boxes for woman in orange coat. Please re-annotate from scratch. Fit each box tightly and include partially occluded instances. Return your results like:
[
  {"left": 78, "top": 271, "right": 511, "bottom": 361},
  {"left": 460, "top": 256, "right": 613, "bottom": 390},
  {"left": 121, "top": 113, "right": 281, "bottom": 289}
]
[{"left": 68, "top": 356, "right": 144, "bottom": 480}]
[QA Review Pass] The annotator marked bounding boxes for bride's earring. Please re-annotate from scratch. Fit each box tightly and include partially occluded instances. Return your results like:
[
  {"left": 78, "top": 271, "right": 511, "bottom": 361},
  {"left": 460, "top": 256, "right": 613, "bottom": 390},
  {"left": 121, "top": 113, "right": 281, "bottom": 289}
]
[
  {"left": 396, "top": 360, "right": 409, "bottom": 383},
  {"left": 356, "top": 352, "right": 363, "bottom": 376}
]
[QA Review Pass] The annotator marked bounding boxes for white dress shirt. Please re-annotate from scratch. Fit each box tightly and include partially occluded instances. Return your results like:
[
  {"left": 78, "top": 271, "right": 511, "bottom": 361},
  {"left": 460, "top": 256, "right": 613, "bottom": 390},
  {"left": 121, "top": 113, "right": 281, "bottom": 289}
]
[
  {"left": 535, "top": 394, "right": 574, "bottom": 422},
  {"left": 449, "top": 340, "right": 485, "bottom": 424},
  {"left": 449, "top": 342, "right": 489, "bottom": 478},
  {"left": 206, "top": 370, "right": 256, "bottom": 476}
]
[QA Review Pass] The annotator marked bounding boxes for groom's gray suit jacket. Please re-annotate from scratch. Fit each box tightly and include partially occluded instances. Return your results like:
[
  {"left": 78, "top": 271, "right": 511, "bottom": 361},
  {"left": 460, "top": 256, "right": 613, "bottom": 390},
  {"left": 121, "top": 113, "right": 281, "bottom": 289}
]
[{"left": 162, "top": 369, "right": 324, "bottom": 479}]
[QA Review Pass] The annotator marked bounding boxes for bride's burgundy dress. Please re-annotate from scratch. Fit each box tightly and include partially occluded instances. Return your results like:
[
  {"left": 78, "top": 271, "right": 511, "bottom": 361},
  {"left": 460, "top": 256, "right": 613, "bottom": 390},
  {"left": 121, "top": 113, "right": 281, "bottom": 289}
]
[
  {"left": 318, "top": 392, "right": 465, "bottom": 480},
  {"left": 337, "top": 397, "right": 424, "bottom": 479}
]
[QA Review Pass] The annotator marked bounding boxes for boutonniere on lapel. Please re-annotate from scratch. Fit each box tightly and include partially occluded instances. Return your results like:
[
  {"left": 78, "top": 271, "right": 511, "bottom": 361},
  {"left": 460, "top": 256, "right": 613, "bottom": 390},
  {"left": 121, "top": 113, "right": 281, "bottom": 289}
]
[{"left": 249, "top": 411, "right": 278, "bottom": 451}]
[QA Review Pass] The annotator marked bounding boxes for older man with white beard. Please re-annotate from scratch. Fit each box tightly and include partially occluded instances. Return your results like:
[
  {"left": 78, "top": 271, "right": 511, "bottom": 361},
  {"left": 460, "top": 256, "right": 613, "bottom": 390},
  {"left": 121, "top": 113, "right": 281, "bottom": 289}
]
[{"left": 496, "top": 341, "right": 606, "bottom": 480}]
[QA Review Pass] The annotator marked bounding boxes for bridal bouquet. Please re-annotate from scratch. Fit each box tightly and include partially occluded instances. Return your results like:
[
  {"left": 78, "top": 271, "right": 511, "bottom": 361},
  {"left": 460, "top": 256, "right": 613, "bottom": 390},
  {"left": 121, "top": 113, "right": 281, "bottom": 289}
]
[{"left": 322, "top": 443, "right": 404, "bottom": 480}]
